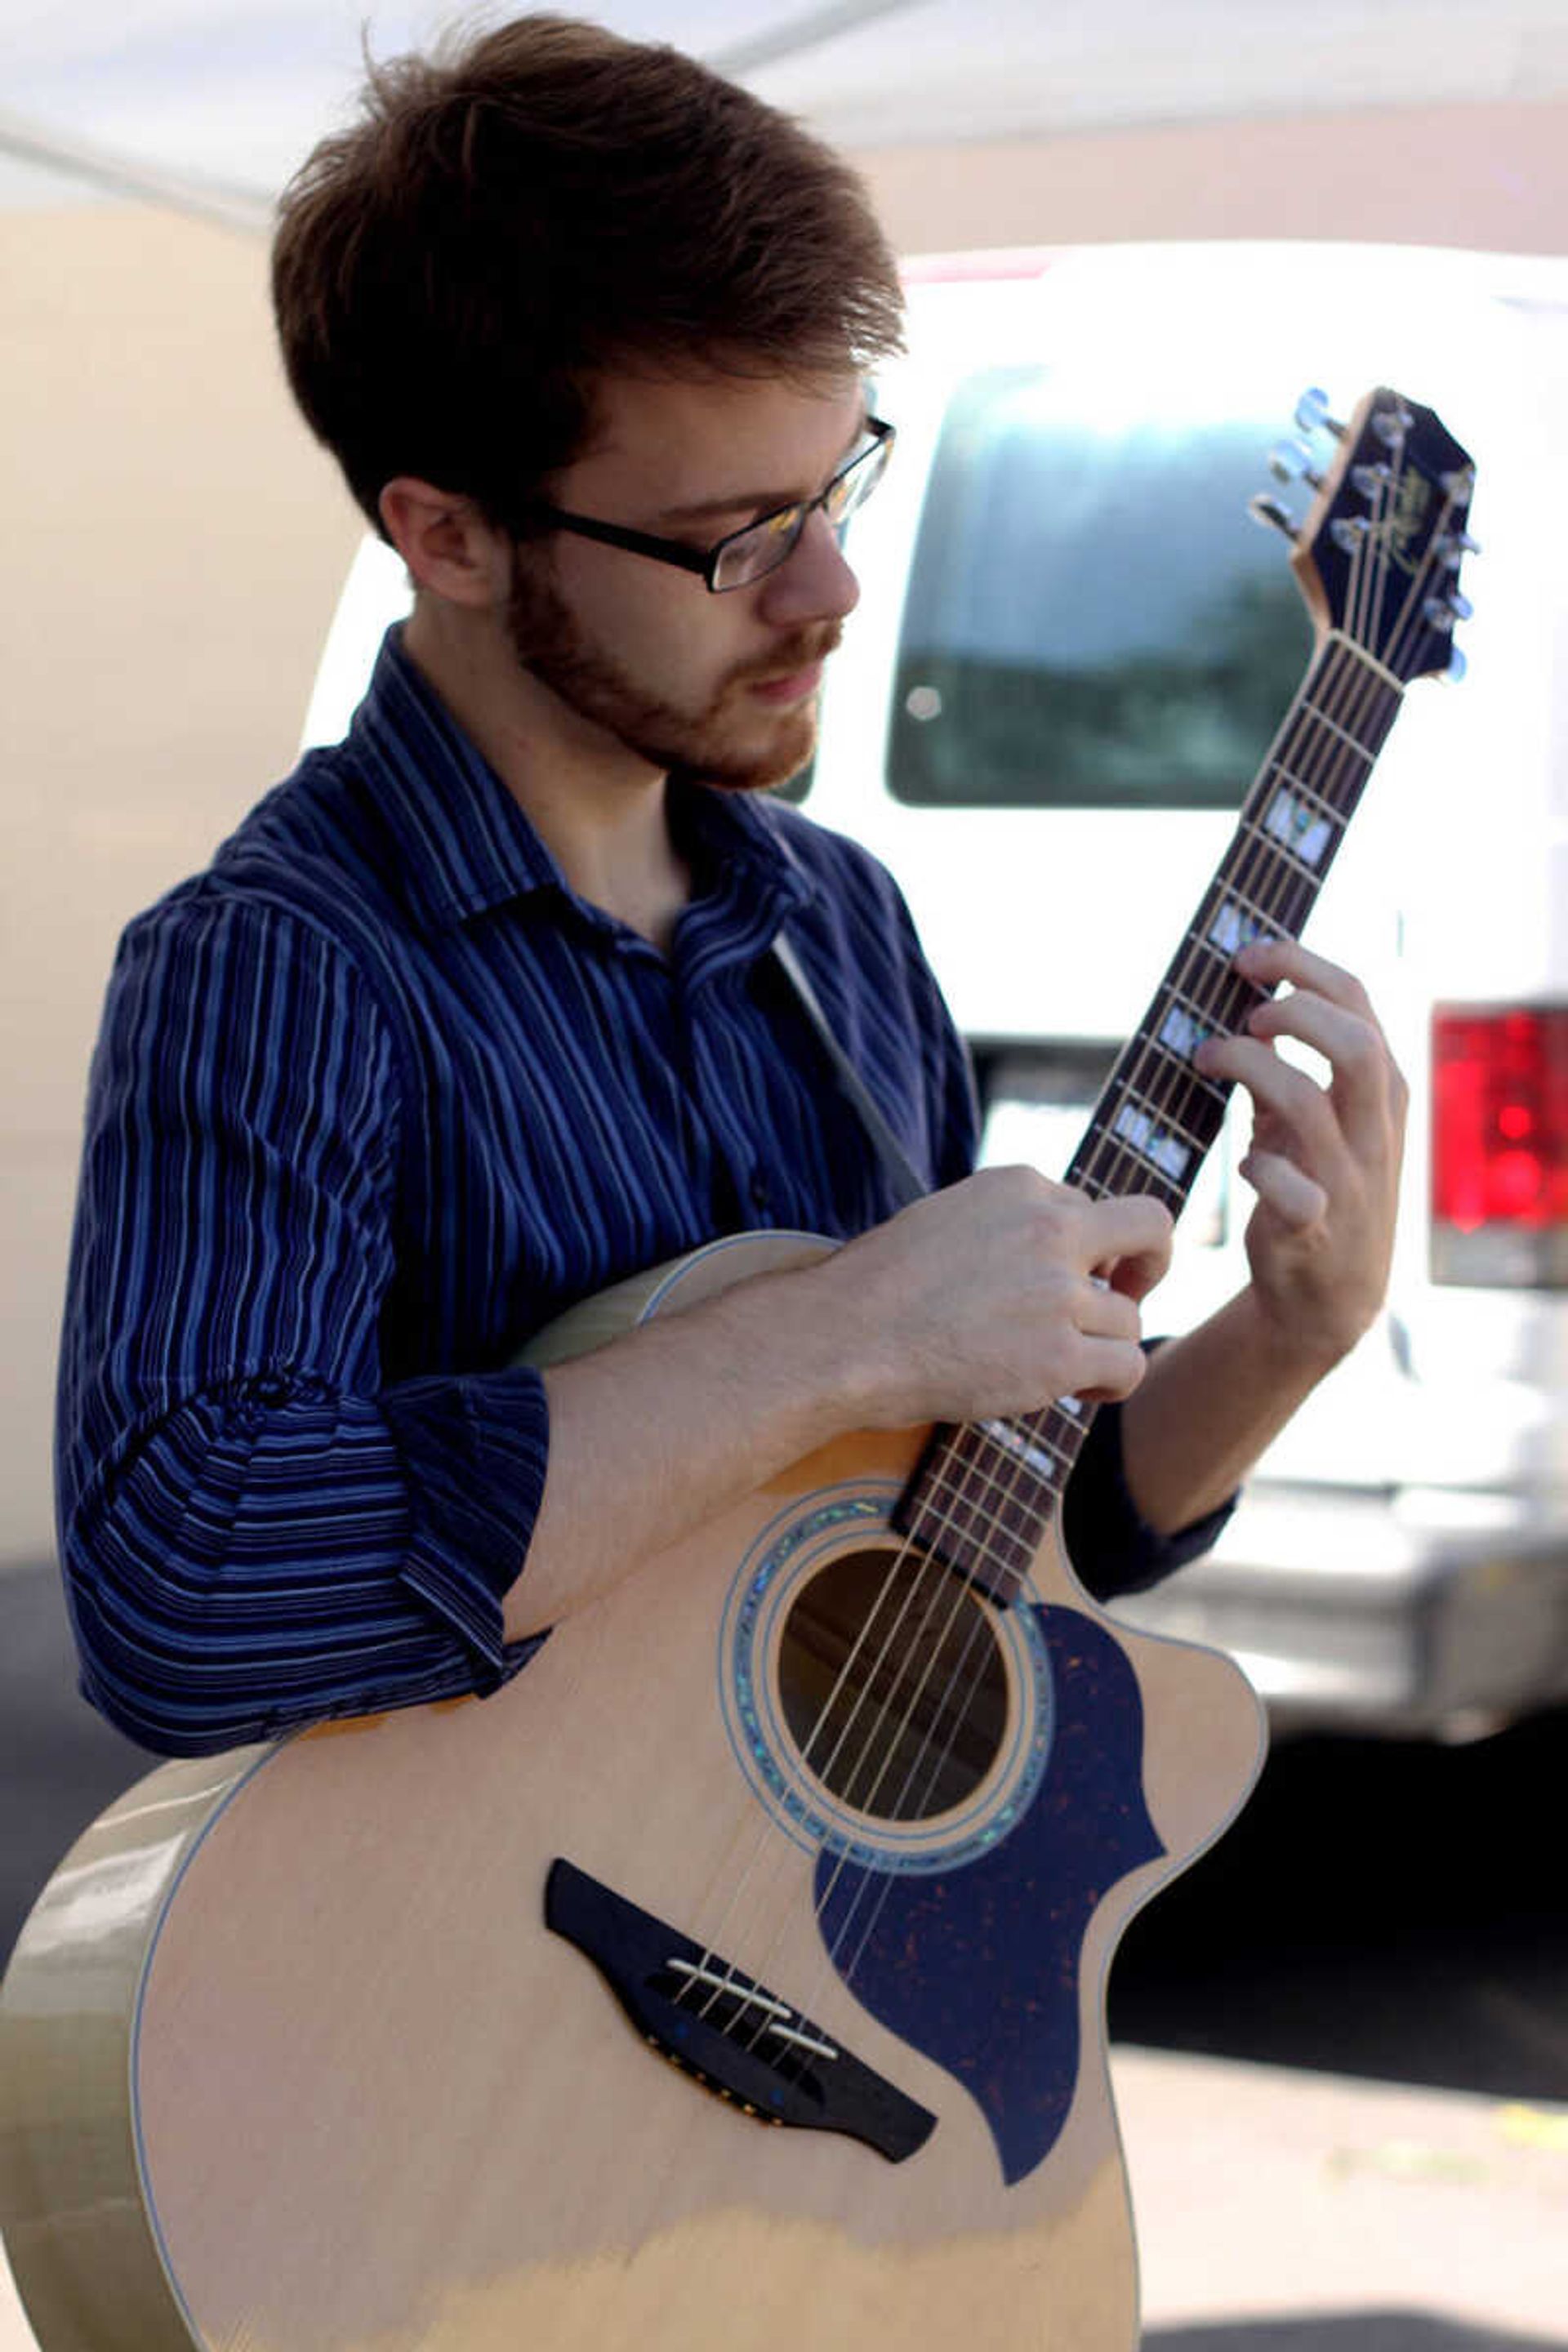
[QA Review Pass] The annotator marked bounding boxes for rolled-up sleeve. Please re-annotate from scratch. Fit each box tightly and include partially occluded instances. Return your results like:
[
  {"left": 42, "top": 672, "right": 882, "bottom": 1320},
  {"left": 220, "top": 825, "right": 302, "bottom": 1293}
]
[
  {"left": 57, "top": 893, "right": 548, "bottom": 1757},
  {"left": 1061, "top": 1351, "right": 1236, "bottom": 1603}
]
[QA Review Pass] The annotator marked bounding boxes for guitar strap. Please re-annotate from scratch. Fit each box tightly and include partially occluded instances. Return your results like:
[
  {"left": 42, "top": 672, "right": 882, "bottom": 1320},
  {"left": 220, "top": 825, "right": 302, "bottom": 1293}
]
[{"left": 770, "top": 932, "right": 927, "bottom": 1210}]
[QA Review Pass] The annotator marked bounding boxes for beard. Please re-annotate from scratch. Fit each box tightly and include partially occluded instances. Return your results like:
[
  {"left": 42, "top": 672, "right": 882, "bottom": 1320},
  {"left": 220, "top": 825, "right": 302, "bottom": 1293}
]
[{"left": 506, "top": 552, "right": 839, "bottom": 792}]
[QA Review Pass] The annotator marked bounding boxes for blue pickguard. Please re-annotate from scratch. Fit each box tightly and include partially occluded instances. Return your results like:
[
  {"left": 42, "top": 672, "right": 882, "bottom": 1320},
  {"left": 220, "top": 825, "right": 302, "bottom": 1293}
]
[{"left": 812, "top": 1605, "right": 1163, "bottom": 2186}]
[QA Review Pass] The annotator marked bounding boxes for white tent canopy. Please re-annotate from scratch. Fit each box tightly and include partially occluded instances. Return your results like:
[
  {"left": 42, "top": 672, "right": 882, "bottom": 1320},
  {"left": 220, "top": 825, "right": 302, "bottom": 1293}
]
[{"left": 5, "top": 0, "right": 1568, "bottom": 247}]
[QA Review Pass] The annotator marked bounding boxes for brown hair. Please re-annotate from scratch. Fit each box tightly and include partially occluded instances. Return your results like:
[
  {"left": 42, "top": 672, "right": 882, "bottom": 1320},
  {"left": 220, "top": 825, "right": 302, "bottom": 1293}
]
[{"left": 272, "top": 12, "right": 904, "bottom": 535}]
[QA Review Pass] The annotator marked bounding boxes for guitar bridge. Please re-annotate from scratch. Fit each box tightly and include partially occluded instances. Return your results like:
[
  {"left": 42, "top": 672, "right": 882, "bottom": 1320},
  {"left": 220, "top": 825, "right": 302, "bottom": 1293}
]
[{"left": 544, "top": 1858, "right": 936, "bottom": 2163}]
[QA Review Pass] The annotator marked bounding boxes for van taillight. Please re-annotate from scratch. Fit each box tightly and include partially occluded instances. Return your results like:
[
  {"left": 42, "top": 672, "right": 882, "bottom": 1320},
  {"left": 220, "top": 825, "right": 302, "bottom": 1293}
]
[{"left": 1431, "top": 1007, "right": 1568, "bottom": 1287}]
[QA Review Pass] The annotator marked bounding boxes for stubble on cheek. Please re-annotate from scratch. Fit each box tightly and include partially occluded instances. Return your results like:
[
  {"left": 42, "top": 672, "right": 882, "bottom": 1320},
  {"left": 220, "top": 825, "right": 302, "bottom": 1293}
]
[{"left": 504, "top": 548, "right": 835, "bottom": 791}]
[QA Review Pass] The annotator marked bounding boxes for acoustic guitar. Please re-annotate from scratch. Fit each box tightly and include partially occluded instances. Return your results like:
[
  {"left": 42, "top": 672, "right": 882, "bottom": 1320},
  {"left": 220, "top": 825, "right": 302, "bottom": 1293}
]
[{"left": 0, "top": 386, "right": 1474, "bottom": 2352}]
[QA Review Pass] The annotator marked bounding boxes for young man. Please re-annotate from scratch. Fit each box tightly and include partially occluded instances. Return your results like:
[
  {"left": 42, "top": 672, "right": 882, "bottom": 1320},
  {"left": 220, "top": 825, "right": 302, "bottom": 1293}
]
[{"left": 57, "top": 14, "right": 1404, "bottom": 1757}]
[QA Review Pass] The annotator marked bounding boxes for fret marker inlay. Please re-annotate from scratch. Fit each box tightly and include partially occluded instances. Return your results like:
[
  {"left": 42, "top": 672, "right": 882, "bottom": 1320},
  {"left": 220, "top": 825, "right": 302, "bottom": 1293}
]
[
  {"left": 1263, "top": 786, "right": 1334, "bottom": 868},
  {"left": 1208, "top": 899, "right": 1274, "bottom": 956},
  {"left": 1112, "top": 1102, "right": 1192, "bottom": 1182},
  {"left": 1158, "top": 1004, "right": 1214, "bottom": 1061}
]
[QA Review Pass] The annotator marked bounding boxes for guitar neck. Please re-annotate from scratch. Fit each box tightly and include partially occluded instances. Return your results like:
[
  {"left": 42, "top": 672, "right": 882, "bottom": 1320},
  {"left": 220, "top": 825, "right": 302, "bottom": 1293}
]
[
  {"left": 896, "top": 630, "right": 1405, "bottom": 1603},
  {"left": 1065, "top": 630, "right": 1402, "bottom": 1215}
]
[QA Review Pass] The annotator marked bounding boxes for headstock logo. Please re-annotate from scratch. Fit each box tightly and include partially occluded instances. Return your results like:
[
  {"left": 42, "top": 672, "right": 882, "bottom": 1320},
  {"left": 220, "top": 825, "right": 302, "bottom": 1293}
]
[{"left": 1379, "top": 467, "right": 1433, "bottom": 577}]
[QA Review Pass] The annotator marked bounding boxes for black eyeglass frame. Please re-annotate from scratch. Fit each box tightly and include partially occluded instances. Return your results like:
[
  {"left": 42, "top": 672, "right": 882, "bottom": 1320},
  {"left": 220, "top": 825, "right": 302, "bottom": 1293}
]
[{"left": 527, "top": 417, "right": 895, "bottom": 594}]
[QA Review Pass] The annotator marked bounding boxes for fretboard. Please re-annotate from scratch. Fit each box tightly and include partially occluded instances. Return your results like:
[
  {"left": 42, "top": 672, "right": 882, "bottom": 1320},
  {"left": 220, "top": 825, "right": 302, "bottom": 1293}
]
[{"left": 893, "top": 631, "right": 1404, "bottom": 1604}]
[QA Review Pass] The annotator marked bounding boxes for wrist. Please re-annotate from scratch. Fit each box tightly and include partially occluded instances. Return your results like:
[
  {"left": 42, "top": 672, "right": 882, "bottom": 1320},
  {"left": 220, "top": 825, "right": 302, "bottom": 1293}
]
[{"left": 1231, "top": 1279, "right": 1359, "bottom": 1388}]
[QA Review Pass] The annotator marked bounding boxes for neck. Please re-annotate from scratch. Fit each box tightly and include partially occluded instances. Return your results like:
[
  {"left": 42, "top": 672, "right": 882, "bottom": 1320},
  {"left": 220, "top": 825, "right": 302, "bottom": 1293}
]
[{"left": 399, "top": 604, "right": 692, "bottom": 949}]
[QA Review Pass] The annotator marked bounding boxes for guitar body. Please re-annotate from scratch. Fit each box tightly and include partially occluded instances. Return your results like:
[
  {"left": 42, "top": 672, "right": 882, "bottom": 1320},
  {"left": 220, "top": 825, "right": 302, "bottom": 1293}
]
[{"left": 1, "top": 1232, "right": 1267, "bottom": 2352}]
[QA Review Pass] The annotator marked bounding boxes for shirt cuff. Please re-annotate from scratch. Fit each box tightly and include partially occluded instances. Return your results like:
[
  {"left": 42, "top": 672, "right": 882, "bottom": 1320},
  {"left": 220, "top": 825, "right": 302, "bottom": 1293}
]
[
  {"left": 1060, "top": 1391, "right": 1236, "bottom": 1603},
  {"left": 381, "top": 1364, "right": 552, "bottom": 1691}
]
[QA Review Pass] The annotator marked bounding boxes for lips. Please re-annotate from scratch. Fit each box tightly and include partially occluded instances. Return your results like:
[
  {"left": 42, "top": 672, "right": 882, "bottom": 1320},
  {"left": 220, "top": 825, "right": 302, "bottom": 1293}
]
[
  {"left": 746, "top": 662, "right": 825, "bottom": 705},
  {"left": 740, "top": 626, "right": 841, "bottom": 705}
]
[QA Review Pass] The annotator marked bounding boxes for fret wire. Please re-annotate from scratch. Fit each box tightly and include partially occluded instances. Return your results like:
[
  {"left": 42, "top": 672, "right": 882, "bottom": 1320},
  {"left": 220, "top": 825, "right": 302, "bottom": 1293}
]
[
  {"left": 975, "top": 1414, "right": 1075, "bottom": 1477},
  {"left": 1205, "top": 871, "right": 1306, "bottom": 934},
  {"left": 917, "top": 1423, "right": 1070, "bottom": 1540},
  {"left": 1131, "top": 1029, "right": 1229, "bottom": 1110},
  {"left": 1236, "top": 807, "right": 1339, "bottom": 888},
  {"left": 932, "top": 1426, "right": 1070, "bottom": 1511},
  {"left": 1266, "top": 761, "right": 1348, "bottom": 827},
  {"left": 906, "top": 1484, "right": 1047, "bottom": 1563},
  {"left": 923, "top": 1455, "right": 1058, "bottom": 1539},
  {"left": 1271, "top": 722, "right": 1366, "bottom": 817},
  {"left": 1223, "top": 842, "right": 1316, "bottom": 938},
  {"left": 1068, "top": 1129, "right": 1186, "bottom": 1212},
  {"left": 951, "top": 1413, "right": 1074, "bottom": 1486},
  {"left": 1295, "top": 698, "right": 1378, "bottom": 764},
  {"left": 1107, "top": 1079, "right": 1219, "bottom": 1157}
]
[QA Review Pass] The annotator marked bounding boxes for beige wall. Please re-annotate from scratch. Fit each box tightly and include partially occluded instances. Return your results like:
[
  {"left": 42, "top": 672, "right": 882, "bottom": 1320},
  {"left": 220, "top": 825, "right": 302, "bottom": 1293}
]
[
  {"left": 856, "top": 97, "right": 1568, "bottom": 255},
  {"left": 2, "top": 203, "right": 362, "bottom": 1566}
]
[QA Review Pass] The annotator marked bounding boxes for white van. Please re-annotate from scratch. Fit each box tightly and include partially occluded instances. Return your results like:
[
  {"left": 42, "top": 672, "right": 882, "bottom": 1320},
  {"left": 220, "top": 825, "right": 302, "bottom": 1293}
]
[{"left": 305, "top": 242, "right": 1568, "bottom": 1740}]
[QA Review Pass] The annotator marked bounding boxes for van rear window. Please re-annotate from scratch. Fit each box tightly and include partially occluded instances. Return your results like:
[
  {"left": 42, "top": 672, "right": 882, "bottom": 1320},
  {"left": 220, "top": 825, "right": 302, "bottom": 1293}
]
[{"left": 889, "top": 364, "right": 1312, "bottom": 809}]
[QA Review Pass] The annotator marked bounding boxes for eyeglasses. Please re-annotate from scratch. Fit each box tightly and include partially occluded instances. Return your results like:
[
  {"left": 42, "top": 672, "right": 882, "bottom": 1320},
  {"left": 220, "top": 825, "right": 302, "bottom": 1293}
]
[{"left": 528, "top": 417, "right": 894, "bottom": 594}]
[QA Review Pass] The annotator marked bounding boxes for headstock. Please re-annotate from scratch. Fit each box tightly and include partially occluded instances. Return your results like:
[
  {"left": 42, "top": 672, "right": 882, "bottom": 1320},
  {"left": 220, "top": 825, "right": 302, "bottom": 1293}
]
[{"left": 1251, "top": 385, "right": 1477, "bottom": 685}]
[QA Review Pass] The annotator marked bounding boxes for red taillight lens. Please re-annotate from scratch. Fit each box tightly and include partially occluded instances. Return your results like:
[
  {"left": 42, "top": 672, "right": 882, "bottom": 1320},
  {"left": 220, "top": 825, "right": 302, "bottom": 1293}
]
[{"left": 1431, "top": 1006, "right": 1568, "bottom": 1286}]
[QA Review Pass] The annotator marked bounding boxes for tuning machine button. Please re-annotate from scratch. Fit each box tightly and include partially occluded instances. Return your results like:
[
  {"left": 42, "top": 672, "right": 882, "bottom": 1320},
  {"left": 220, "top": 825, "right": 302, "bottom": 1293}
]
[
  {"left": 1294, "top": 386, "right": 1347, "bottom": 440},
  {"left": 1435, "top": 529, "right": 1481, "bottom": 568},
  {"left": 1331, "top": 517, "right": 1371, "bottom": 553},
  {"left": 1248, "top": 493, "right": 1298, "bottom": 542},
  {"left": 1268, "top": 439, "right": 1324, "bottom": 491}
]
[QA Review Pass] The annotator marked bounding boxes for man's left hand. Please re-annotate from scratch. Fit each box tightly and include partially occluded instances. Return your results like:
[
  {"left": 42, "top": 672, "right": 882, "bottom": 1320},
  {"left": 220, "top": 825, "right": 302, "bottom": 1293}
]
[{"left": 1195, "top": 938, "right": 1407, "bottom": 1372}]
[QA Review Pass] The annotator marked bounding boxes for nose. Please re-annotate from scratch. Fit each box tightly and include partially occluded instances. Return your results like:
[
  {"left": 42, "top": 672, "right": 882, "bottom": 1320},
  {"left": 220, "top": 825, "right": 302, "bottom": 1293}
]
[{"left": 757, "top": 507, "right": 861, "bottom": 627}]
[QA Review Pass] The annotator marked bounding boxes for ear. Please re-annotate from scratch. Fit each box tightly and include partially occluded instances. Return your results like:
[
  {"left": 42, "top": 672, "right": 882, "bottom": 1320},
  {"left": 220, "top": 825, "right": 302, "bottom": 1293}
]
[{"left": 378, "top": 477, "right": 510, "bottom": 610}]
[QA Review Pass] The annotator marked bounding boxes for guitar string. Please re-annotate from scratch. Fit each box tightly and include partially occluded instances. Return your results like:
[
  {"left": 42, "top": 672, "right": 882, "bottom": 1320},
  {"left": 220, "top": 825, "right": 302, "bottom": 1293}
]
[
  {"left": 808, "top": 483, "right": 1445, "bottom": 1997},
  {"left": 687, "top": 525, "right": 1401, "bottom": 2052},
  {"left": 786, "top": 615, "right": 1393, "bottom": 2025},
  {"left": 715, "top": 654, "right": 1375, "bottom": 2065},
  {"left": 814, "top": 628, "right": 1413, "bottom": 2007},
  {"left": 817, "top": 616, "right": 1394, "bottom": 1982},
  {"left": 669, "top": 422, "right": 1463, "bottom": 2065},
  {"left": 820, "top": 443, "right": 1470, "bottom": 1986}
]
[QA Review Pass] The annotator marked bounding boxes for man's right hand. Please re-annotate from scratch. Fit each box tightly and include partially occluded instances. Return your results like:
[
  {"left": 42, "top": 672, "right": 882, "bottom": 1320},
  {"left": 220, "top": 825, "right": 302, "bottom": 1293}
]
[
  {"left": 510, "top": 1166, "right": 1172, "bottom": 1637},
  {"left": 808, "top": 1164, "right": 1174, "bottom": 1431}
]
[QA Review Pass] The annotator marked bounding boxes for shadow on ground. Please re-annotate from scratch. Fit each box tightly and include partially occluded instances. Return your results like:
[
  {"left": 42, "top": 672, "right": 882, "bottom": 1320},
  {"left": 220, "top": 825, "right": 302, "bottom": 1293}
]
[{"left": 1109, "top": 1707, "right": 1568, "bottom": 2104}]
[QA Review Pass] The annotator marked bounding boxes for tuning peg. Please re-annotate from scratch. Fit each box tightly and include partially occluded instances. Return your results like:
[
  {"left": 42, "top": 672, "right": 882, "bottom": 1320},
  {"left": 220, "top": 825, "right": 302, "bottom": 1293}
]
[
  {"left": 1331, "top": 517, "right": 1371, "bottom": 553},
  {"left": 1445, "top": 646, "right": 1468, "bottom": 684},
  {"left": 1248, "top": 493, "right": 1298, "bottom": 542},
  {"left": 1294, "top": 386, "right": 1346, "bottom": 440},
  {"left": 1423, "top": 597, "right": 1457, "bottom": 635},
  {"left": 1268, "top": 439, "right": 1325, "bottom": 491},
  {"left": 1446, "top": 588, "right": 1474, "bottom": 622},
  {"left": 1435, "top": 529, "right": 1481, "bottom": 567},
  {"left": 1352, "top": 462, "right": 1392, "bottom": 501},
  {"left": 1372, "top": 403, "right": 1416, "bottom": 448}
]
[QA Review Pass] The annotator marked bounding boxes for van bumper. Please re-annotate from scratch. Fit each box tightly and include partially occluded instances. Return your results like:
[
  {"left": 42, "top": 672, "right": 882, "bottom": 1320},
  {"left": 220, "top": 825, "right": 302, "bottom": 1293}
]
[{"left": 1107, "top": 1481, "right": 1568, "bottom": 1740}]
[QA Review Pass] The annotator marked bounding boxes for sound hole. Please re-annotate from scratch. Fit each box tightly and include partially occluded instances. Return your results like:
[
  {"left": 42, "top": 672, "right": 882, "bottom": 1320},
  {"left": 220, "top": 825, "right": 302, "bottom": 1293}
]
[{"left": 776, "top": 1546, "right": 1009, "bottom": 1822}]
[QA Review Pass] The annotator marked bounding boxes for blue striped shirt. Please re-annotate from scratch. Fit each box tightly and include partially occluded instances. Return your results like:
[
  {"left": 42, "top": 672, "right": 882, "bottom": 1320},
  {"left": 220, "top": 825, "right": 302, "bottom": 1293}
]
[{"left": 58, "top": 627, "right": 1218, "bottom": 1757}]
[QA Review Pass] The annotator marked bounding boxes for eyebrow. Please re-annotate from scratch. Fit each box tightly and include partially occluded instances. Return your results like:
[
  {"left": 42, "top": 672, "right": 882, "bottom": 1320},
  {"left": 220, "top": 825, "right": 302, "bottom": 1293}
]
[{"left": 652, "top": 411, "right": 871, "bottom": 530}]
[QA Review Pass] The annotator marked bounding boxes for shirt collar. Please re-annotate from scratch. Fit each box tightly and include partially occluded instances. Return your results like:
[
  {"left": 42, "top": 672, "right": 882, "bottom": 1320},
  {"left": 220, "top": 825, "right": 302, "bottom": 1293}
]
[{"left": 343, "top": 625, "right": 812, "bottom": 937}]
